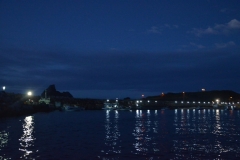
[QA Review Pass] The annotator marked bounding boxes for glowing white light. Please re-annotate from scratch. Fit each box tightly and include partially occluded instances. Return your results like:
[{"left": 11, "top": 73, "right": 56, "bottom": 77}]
[
  {"left": 27, "top": 91, "right": 32, "bottom": 96},
  {"left": 2, "top": 86, "right": 5, "bottom": 90}
]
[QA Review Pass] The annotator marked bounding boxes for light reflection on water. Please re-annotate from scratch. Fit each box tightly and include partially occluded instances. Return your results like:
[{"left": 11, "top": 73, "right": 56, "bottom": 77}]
[
  {"left": 97, "top": 109, "right": 240, "bottom": 159},
  {"left": 172, "top": 109, "right": 240, "bottom": 159},
  {"left": 19, "top": 116, "right": 36, "bottom": 159},
  {"left": 1, "top": 109, "right": 240, "bottom": 159},
  {"left": 132, "top": 109, "right": 151, "bottom": 155},
  {"left": 0, "top": 128, "right": 9, "bottom": 159},
  {"left": 103, "top": 110, "right": 121, "bottom": 156},
  {"left": 133, "top": 110, "right": 144, "bottom": 154}
]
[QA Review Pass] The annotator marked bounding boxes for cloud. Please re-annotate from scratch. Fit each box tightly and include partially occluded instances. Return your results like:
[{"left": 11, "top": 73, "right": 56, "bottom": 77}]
[
  {"left": 147, "top": 26, "right": 161, "bottom": 34},
  {"left": 227, "top": 19, "right": 240, "bottom": 29},
  {"left": 191, "top": 19, "right": 240, "bottom": 36},
  {"left": 164, "top": 24, "right": 179, "bottom": 29},
  {"left": 147, "top": 24, "right": 179, "bottom": 34},
  {"left": 191, "top": 27, "right": 218, "bottom": 36},
  {"left": 215, "top": 41, "right": 235, "bottom": 48}
]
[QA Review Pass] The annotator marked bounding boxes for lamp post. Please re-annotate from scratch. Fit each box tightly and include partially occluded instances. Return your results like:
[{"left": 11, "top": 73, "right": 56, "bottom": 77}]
[
  {"left": 183, "top": 92, "right": 185, "bottom": 102},
  {"left": 27, "top": 91, "right": 33, "bottom": 104}
]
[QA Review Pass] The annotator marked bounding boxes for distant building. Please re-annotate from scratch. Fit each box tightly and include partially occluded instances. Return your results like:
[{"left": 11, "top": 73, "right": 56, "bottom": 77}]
[{"left": 39, "top": 90, "right": 51, "bottom": 104}]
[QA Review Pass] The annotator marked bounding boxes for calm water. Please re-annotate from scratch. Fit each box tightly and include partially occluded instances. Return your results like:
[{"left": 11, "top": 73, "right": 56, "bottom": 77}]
[{"left": 1, "top": 109, "right": 240, "bottom": 159}]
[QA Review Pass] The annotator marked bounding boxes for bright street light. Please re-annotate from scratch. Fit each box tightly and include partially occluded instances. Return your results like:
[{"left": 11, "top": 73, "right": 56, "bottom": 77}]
[
  {"left": 2, "top": 86, "right": 5, "bottom": 91},
  {"left": 27, "top": 91, "right": 32, "bottom": 96}
]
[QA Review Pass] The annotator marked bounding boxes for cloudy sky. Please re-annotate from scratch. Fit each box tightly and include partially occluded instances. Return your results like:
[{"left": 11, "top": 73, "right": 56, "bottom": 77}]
[{"left": 1, "top": 0, "right": 240, "bottom": 99}]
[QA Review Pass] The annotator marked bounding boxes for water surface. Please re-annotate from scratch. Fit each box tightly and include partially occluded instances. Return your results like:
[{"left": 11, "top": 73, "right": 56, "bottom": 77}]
[{"left": 1, "top": 109, "right": 240, "bottom": 159}]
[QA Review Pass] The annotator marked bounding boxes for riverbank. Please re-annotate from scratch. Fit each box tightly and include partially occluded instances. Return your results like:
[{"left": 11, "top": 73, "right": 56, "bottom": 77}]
[
  {"left": 0, "top": 102, "right": 55, "bottom": 118},
  {"left": 1, "top": 89, "right": 240, "bottom": 118}
]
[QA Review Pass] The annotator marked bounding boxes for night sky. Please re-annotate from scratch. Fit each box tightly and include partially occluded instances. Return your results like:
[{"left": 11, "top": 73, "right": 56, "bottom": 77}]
[{"left": 1, "top": 0, "right": 240, "bottom": 99}]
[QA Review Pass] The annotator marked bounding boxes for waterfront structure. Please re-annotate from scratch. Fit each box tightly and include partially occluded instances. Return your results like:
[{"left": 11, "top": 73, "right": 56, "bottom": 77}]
[
  {"left": 102, "top": 99, "right": 119, "bottom": 110},
  {"left": 39, "top": 90, "right": 51, "bottom": 104}
]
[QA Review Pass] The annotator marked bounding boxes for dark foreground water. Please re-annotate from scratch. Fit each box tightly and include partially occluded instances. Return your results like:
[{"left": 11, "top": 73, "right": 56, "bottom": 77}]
[{"left": 1, "top": 109, "right": 240, "bottom": 160}]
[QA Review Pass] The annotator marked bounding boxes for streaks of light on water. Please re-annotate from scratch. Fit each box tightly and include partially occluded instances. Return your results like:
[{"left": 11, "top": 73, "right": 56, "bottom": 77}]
[
  {"left": 1, "top": 109, "right": 240, "bottom": 159},
  {"left": 19, "top": 116, "right": 37, "bottom": 159},
  {"left": 0, "top": 129, "right": 9, "bottom": 159}
]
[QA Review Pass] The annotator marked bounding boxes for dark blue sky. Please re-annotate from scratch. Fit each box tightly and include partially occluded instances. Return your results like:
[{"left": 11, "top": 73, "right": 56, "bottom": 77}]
[{"left": 1, "top": 0, "right": 240, "bottom": 99}]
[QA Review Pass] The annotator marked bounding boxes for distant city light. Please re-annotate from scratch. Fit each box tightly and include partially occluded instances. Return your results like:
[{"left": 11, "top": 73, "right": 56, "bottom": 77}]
[
  {"left": 27, "top": 91, "right": 32, "bottom": 96},
  {"left": 2, "top": 86, "right": 5, "bottom": 91}
]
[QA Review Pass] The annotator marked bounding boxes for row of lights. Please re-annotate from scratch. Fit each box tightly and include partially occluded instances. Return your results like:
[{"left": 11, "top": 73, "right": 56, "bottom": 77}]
[
  {"left": 135, "top": 99, "right": 239, "bottom": 104},
  {"left": 175, "top": 101, "right": 212, "bottom": 104}
]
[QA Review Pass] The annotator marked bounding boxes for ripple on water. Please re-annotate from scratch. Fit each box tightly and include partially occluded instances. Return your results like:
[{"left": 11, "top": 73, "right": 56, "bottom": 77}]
[{"left": 1, "top": 109, "right": 240, "bottom": 159}]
